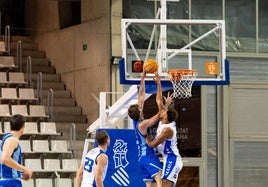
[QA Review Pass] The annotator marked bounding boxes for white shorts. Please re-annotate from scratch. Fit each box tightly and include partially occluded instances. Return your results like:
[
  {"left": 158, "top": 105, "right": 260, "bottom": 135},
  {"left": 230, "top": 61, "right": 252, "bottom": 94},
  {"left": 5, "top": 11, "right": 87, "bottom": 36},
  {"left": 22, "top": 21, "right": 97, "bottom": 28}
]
[{"left": 162, "top": 155, "right": 183, "bottom": 184}]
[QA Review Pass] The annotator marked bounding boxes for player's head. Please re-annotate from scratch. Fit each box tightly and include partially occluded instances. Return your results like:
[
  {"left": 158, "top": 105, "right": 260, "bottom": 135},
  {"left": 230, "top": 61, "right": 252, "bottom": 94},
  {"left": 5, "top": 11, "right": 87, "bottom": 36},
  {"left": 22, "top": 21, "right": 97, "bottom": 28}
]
[
  {"left": 128, "top": 104, "right": 142, "bottom": 120},
  {"left": 96, "top": 130, "right": 110, "bottom": 147},
  {"left": 167, "top": 107, "right": 178, "bottom": 122},
  {"left": 10, "top": 114, "right": 25, "bottom": 131}
]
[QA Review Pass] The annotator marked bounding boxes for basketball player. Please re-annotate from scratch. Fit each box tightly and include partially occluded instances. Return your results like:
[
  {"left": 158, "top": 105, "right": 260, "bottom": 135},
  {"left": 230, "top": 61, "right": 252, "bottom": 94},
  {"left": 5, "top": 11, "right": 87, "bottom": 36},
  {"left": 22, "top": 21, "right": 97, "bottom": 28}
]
[
  {"left": 128, "top": 71, "right": 173, "bottom": 187},
  {"left": 76, "top": 130, "right": 110, "bottom": 187},
  {"left": 146, "top": 91, "right": 183, "bottom": 187},
  {"left": 0, "top": 114, "right": 33, "bottom": 187}
]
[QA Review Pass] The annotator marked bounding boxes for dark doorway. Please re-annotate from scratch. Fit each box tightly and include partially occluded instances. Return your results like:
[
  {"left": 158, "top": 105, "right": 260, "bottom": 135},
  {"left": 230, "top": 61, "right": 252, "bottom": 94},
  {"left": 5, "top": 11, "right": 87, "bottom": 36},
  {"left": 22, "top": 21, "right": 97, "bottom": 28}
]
[
  {"left": 143, "top": 86, "right": 202, "bottom": 157},
  {"left": 0, "top": 0, "right": 25, "bottom": 36}
]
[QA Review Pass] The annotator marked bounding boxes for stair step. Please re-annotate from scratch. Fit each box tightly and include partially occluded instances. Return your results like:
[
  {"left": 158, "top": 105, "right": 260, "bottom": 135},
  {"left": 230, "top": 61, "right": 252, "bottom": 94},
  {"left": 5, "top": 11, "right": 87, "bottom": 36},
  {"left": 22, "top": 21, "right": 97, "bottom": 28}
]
[
  {"left": 35, "top": 89, "right": 71, "bottom": 98},
  {"left": 33, "top": 81, "right": 65, "bottom": 90},
  {"left": 30, "top": 73, "right": 61, "bottom": 82},
  {"left": 10, "top": 41, "right": 39, "bottom": 51},
  {"left": 42, "top": 98, "right": 76, "bottom": 107},
  {"left": 11, "top": 50, "right": 46, "bottom": 58},
  {"left": 52, "top": 115, "right": 87, "bottom": 123},
  {"left": 47, "top": 106, "right": 82, "bottom": 115},
  {"left": 20, "top": 57, "right": 50, "bottom": 66},
  {"left": 22, "top": 66, "right": 56, "bottom": 74}
]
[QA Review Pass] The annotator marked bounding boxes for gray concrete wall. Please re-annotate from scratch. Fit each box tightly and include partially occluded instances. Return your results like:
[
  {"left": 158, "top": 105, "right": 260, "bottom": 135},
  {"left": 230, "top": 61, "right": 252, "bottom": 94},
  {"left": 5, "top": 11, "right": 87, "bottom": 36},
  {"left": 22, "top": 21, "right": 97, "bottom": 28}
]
[{"left": 26, "top": 0, "right": 111, "bottom": 124}]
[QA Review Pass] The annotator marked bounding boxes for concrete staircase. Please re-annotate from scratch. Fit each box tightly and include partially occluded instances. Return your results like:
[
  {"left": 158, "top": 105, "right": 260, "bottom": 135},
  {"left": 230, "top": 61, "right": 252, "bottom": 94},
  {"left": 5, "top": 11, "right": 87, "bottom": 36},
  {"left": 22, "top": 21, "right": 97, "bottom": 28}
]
[{"left": 10, "top": 36, "right": 87, "bottom": 124}]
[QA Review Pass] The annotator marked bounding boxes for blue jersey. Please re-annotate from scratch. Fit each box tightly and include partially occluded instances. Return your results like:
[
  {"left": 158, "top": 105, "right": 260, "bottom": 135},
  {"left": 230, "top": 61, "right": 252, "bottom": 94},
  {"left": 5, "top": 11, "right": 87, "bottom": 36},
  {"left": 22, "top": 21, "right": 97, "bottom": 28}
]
[
  {"left": 0, "top": 133, "right": 22, "bottom": 180},
  {"left": 133, "top": 120, "right": 155, "bottom": 159}
]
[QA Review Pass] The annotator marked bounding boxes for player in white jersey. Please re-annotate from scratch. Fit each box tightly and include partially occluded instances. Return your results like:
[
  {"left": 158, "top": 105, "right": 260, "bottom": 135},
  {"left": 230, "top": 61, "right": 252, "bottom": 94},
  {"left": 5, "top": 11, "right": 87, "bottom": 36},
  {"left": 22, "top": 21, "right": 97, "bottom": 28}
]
[
  {"left": 146, "top": 92, "right": 183, "bottom": 187},
  {"left": 76, "top": 130, "right": 110, "bottom": 187}
]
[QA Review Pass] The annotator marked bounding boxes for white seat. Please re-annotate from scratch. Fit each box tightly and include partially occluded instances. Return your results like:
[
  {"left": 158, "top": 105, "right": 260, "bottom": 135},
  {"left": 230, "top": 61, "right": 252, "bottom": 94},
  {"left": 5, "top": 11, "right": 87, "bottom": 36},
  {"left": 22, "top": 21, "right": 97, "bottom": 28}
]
[
  {"left": 40, "top": 122, "right": 58, "bottom": 134},
  {"left": 24, "top": 159, "right": 42, "bottom": 171},
  {"left": 0, "top": 41, "right": 6, "bottom": 53},
  {"left": 3, "top": 122, "right": 10, "bottom": 132},
  {"left": 11, "top": 105, "right": 28, "bottom": 116},
  {"left": 32, "top": 140, "right": 50, "bottom": 152},
  {"left": 0, "top": 56, "right": 16, "bottom": 68},
  {"left": 43, "top": 159, "right": 61, "bottom": 171},
  {"left": 0, "top": 104, "right": 11, "bottom": 117},
  {"left": 62, "top": 159, "right": 79, "bottom": 171},
  {"left": 24, "top": 122, "right": 39, "bottom": 134},
  {"left": 29, "top": 105, "right": 48, "bottom": 118},
  {"left": 8, "top": 72, "right": 27, "bottom": 85},
  {"left": 18, "top": 88, "right": 38, "bottom": 102},
  {"left": 51, "top": 140, "right": 70, "bottom": 153},
  {"left": 1, "top": 88, "right": 18, "bottom": 100},
  {"left": 21, "top": 179, "right": 35, "bottom": 187},
  {"left": 0, "top": 72, "right": 8, "bottom": 83},
  {"left": 19, "top": 140, "right": 32, "bottom": 153},
  {"left": 57, "top": 178, "right": 73, "bottom": 187},
  {"left": 35, "top": 178, "right": 53, "bottom": 187}
]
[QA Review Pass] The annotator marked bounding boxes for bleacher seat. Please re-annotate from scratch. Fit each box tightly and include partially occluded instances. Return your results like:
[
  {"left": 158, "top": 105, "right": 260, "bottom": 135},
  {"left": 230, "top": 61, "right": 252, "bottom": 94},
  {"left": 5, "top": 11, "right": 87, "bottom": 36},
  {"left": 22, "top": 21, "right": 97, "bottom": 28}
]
[
  {"left": 32, "top": 140, "right": 50, "bottom": 153},
  {"left": 43, "top": 159, "right": 61, "bottom": 171},
  {"left": 0, "top": 41, "right": 6, "bottom": 54},
  {"left": 0, "top": 104, "right": 11, "bottom": 118},
  {"left": 24, "top": 159, "right": 42, "bottom": 171},
  {"left": 29, "top": 105, "right": 48, "bottom": 118},
  {"left": 51, "top": 140, "right": 70, "bottom": 153},
  {"left": 24, "top": 122, "right": 39, "bottom": 134},
  {"left": 19, "top": 140, "right": 32, "bottom": 153},
  {"left": 18, "top": 88, "right": 38, "bottom": 103},
  {"left": 35, "top": 178, "right": 53, "bottom": 187},
  {"left": 11, "top": 105, "right": 28, "bottom": 116},
  {"left": 21, "top": 179, "right": 35, "bottom": 187},
  {"left": 3, "top": 121, "right": 10, "bottom": 132},
  {"left": 62, "top": 159, "right": 79, "bottom": 172},
  {"left": 0, "top": 72, "right": 8, "bottom": 84},
  {"left": 0, "top": 56, "right": 17, "bottom": 69},
  {"left": 40, "top": 122, "right": 59, "bottom": 135},
  {"left": 0, "top": 88, "right": 18, "bottom": 100},
  {"left": 57, "top": 178, "right": 73, "bottom": 187}
]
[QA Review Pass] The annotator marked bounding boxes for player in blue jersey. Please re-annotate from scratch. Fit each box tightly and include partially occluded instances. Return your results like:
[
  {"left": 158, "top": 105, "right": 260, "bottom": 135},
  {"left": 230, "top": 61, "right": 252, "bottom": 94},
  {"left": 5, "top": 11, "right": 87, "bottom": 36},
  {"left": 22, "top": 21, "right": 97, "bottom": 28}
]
[
  {"left": 128, "top": 71, "right": 172, "bottom": 187},
  {"left": 76, "top": 130, "right": 110, "bottom": 187},
  {"left": 146, "top": 91, "right": 183, "bottom": 187},
  {"left": 0, "top": 114, "right": 33, "bottom": 187}
]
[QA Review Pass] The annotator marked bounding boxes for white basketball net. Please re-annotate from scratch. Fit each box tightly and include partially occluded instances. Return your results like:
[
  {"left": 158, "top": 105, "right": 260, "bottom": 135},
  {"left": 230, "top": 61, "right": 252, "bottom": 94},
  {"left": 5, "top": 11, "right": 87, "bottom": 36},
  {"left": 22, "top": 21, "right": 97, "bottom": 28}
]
[{"left": 168, "top": 70, "right": 198, "bottom": 99}]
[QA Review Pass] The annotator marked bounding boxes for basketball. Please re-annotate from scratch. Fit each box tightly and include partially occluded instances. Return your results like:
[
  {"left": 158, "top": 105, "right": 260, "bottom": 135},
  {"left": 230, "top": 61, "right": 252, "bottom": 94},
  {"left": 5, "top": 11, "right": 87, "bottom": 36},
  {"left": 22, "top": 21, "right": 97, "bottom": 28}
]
[{"left": 143, "top": 59, "right": 158, "bottom": 73}]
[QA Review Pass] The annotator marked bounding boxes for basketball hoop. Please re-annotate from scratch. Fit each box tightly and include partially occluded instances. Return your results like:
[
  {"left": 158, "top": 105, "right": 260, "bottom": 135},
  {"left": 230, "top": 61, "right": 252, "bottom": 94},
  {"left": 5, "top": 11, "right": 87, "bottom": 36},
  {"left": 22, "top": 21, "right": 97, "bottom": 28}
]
[{"left": 167, "top": 69, "right": 198, "bottom": 99}]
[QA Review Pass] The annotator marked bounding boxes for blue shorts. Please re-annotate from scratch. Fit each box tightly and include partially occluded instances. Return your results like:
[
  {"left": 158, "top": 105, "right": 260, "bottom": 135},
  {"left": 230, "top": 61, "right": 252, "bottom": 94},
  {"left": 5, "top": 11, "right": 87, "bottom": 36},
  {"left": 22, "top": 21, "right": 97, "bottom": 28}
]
[
  {"left": 0, "top": 179, "right": 22, "bottom": 187},
  {"left": 139, "top": 154, "right": 162, "bottom": 182}
]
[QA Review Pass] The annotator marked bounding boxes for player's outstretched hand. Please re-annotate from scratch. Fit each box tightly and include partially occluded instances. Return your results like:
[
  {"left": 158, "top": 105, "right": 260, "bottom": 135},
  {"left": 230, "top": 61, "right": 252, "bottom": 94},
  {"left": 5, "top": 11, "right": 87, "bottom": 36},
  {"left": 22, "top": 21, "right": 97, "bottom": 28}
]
[
  {"left": 164, "top": 92, "right": 174, "bottom": 108},
  {"left": 153, "top": 72, "right": 161, "bottom": 84}
]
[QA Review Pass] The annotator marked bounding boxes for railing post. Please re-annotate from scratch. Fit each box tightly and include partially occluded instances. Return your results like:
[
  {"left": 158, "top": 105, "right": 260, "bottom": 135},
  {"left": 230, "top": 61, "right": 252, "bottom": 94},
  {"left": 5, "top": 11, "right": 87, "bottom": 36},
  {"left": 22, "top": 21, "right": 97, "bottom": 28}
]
[
  {"left": 48, "top": 88, "right": 54, "bottom": 122},
  {"left": 70, "top": 123, "right": 76, "bottom": 158},
  {"left": 5, "top": 25, "right": 10, "bottom": 55},
  {"left": 16, "top": 40, "right": 22, "bottom": 71},
  {"left": 37, "top": 72, "right": 43, "bottom": 105},
  {"left": 26, "top": 56, "right": 32, "bottom": 88}
]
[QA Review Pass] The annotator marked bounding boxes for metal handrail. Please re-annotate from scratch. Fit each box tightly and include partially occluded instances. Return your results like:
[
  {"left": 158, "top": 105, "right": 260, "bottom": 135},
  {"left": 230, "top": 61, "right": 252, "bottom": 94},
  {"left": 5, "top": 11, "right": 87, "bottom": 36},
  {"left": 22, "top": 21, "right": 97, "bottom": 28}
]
[
  {"left": 5, "top": 25, "right": 10, "bottom": 55},
  {"left": 26, "top": 56, "right": 32, "bottom": 88},
  {"left": 37, "top": 72, "right": 43, "bottom": 105},
  {"left": 70, "top": 123, "right": 76, "bottom": 158},
  {"left": 16, "top": 40, "right": 22, "bottom": 71},
  {"left": 48, "top": 88, "right": 54, "bottom": 122}
]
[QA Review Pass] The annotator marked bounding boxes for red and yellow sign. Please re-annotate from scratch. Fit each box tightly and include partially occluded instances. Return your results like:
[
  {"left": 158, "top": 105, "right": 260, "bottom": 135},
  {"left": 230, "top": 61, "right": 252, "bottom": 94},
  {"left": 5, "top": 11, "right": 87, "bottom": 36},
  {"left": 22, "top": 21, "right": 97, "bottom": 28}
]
[{"left": 205, "top": 62, "right": 218, "bottom": 75}]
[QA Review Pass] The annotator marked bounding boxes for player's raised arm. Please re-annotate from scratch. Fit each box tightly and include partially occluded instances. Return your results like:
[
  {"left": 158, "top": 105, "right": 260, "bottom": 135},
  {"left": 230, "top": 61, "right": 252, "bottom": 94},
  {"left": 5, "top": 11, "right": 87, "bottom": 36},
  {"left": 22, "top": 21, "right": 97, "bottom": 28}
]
[{"left": 137, "top": 71, "right": 146, "bottom": 111}]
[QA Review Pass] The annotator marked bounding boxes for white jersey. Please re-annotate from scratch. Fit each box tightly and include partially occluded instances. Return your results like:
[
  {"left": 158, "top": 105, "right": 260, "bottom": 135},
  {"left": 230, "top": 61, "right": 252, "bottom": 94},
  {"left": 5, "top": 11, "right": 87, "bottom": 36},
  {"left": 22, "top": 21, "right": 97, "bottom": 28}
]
[
  {"left": 156, "top": 121, "right": 183, "bottom": 184},
  {"left": 156, "top": 121, "right": 180, "bottom": 158},
  {"left": 81, "top": 147, "right": 108, "bottom": 187}
]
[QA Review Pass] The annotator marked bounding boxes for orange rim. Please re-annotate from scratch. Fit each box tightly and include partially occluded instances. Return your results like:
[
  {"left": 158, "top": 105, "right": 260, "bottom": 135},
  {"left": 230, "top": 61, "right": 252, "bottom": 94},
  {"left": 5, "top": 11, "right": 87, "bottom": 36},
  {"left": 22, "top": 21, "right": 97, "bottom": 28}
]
[{"left": 167, "top": 69, "right": 197, "bottom": 76}]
